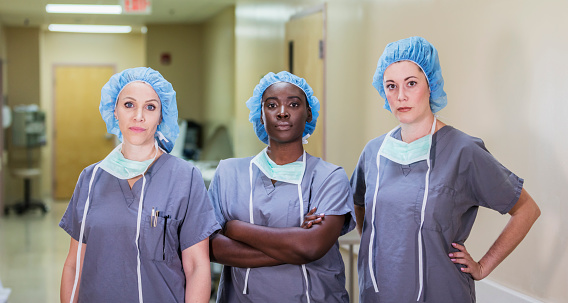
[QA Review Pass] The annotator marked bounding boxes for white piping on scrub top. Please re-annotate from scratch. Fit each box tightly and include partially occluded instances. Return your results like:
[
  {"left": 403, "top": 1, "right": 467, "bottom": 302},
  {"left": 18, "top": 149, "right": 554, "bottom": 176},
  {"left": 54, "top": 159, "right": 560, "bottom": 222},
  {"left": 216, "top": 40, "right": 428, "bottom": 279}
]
[{"left": 244, "top": 151, "right": 311, "bottom": 302}]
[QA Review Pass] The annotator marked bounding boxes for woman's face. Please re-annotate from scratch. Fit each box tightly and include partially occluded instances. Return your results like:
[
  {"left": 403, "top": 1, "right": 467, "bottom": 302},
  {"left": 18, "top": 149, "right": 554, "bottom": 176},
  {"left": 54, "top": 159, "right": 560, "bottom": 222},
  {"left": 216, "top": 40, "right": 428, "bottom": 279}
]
[
  {"left": 383, "top": 61, "right": 432, "bottom": 125},
  {"left": 115, "top": 81, "right": 161, "bottom": 147},
  {"left": 261, "top": 82, "right": 312, "bottom": 145}
]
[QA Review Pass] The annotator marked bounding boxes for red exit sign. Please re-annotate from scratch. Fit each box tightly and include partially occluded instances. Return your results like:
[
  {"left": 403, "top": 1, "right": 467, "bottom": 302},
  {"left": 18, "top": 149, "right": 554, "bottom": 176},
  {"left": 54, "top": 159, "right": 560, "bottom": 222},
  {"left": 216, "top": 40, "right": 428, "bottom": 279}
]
[{"left": 122, "top": 0, "right": 152, "bottom": 14}]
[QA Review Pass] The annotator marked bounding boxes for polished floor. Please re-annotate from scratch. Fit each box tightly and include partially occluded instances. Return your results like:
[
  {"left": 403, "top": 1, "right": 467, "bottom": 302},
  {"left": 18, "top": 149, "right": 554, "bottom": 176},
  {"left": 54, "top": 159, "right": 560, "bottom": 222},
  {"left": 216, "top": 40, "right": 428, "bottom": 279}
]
[
  {"left": 0, "top": 200, "right": 68, "bottom": 303},
  {"left": 0, "top": 200, "right": 221, "bottom": 303}
]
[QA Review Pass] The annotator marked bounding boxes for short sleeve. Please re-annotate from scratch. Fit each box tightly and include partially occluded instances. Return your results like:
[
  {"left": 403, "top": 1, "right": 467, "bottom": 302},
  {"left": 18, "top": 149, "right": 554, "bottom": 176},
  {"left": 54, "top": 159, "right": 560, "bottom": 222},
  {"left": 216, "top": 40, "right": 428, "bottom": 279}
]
[
  {"left": 466, "top": 138, "right": 524, "bottom": 214},
  {"left": 311, "top": 167, "right": 356, "bottom": 235},
  {"left": 351, "top": 148, "right": 368, "bottom": 207},
  {"left": 179, "top": 168, "right": 221, "bottom": 251},
  {"left": 207, "top": 165, "right": 226, "bottom": 227},
  {"left": 59, "top": 167, "right": 90, "bottom": 243}
]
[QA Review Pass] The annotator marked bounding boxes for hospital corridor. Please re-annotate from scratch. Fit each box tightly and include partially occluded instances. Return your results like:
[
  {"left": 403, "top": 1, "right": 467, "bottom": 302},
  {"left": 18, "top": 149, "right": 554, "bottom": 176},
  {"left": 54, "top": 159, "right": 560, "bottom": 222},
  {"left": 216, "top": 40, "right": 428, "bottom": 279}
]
[{"left": 1, "top": 0, "right": 567, "bottom": 302}]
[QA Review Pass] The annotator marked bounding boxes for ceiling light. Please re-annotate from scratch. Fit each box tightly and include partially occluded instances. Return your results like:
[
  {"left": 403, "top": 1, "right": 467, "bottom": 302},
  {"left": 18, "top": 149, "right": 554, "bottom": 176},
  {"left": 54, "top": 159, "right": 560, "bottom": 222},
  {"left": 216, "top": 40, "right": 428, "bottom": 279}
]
[
  {"left": 48, "top": 24, "right": 132, "bottom": 34},
  {"left": 46, "top": 4, "right": 122, "bottom": 14}
]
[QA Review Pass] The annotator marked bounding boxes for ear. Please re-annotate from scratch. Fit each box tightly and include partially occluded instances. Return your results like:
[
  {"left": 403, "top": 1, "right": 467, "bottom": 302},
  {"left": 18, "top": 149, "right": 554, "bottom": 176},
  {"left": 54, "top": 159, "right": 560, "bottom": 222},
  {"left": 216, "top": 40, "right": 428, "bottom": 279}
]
[{"left": 306, "top": 106, "right": 312, "bottom": 123}]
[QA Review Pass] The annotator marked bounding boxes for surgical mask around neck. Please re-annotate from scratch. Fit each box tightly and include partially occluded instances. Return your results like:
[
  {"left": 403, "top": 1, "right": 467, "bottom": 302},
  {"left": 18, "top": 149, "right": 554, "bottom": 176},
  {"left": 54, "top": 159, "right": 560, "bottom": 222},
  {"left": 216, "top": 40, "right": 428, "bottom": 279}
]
[
  {"left": 251, "top": 147, "right": 305, "bottom": 184},
  {"left": 99, "top": 141, "right": 158, "bottom": 179},
  {"left": 380, "top": 132, "right": 432, "bottom": 165},
  {"left": 379, "top": 118, "right": 437, "bottom": 165}
]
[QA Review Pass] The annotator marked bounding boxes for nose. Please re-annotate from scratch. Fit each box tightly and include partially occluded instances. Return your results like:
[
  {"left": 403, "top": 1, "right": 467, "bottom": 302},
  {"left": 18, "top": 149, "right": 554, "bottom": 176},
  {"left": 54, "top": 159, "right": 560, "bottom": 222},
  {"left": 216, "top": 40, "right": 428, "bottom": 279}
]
[
  {"left": 134, "top": 107, "right": 145, "bottom": 122},
  {"left": 397, "top": 87, "right": 408, "bottom": 102},
  {"left": 277, "top": 105, "right": 289, "bottom": 119}
]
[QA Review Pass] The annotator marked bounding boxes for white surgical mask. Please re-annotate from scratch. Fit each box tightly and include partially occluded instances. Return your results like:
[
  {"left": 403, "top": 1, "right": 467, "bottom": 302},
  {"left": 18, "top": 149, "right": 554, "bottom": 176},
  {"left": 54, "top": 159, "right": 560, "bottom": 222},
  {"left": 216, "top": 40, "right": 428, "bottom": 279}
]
[
  {"left": 380, "top": 132, "right": 432, "bottom": 165},
  {"left": 368, "top": 118, "right": 436, "bottom": 302},
  {"left": 99, "top": 141, "right": 158, "bottom": 179},
  {"left": 251, "top": 147, "right": 306, "bottom": 184}
]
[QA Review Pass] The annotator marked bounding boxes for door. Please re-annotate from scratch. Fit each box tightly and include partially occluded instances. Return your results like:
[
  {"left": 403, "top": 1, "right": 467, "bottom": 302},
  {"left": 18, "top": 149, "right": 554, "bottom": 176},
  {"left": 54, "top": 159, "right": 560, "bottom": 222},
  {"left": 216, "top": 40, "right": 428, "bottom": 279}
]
[
  {"left": 53, "top": 66, "right": 115, "bottom": 199},
  {"left": 285, "top": 9, "right": 325, "bottom": 159}
]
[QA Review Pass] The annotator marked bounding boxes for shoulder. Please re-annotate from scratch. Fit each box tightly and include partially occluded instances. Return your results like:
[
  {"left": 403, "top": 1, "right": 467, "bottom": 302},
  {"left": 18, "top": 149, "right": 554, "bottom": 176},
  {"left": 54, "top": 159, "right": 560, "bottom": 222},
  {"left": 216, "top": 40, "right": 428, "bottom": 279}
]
[
  {"left": 154, "top": 154, "right": 203, "bottom": 181},
  {"left": 216, "top": 156, "right": 254, "bottom": 173},
  {"left": 306, "top": 154, "right": 350, "bottom": 184},
  {"left": 437, "top": 126, "right": 487, "bottom": 155},
  {"left": 77, "top": 161, "right": 103, "bottom": 183}
]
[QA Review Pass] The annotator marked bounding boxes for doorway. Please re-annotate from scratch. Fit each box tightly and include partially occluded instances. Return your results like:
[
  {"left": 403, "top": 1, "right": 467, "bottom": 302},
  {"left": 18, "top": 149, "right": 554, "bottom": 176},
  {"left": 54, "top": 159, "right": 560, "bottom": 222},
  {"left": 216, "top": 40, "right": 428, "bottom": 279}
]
[{"left": 53, "top": 65, "right": 115, "bottom": 199}]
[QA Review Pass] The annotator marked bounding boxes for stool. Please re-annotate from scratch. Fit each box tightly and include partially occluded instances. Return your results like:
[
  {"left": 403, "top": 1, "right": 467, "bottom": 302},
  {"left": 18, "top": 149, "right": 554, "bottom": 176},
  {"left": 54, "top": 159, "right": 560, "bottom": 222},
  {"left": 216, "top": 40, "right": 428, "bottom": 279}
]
[{"left": 4, "top": 168, "right": 48, "bottom": 215}]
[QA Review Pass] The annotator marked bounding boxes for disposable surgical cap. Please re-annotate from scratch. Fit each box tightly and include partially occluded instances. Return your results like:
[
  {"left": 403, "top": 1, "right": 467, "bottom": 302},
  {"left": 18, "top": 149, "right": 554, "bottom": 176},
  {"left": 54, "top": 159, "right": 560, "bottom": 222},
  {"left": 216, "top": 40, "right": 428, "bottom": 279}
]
[
  {"left": 372, "top": 36, "right": 447, "bottom": 113},
  {"left": 100, "top": 67, "right": 179, "bottom": 153},
  {"left": 246, "top": 71, "right": 320, "bottom": 144}
]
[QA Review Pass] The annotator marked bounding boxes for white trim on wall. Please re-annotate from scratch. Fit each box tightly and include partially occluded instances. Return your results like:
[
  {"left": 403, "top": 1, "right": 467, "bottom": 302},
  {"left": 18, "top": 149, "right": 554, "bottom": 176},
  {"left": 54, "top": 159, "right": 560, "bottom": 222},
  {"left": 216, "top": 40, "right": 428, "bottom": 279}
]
[{"left": 476, "top": 279, "right": 543, "bottom": 303}]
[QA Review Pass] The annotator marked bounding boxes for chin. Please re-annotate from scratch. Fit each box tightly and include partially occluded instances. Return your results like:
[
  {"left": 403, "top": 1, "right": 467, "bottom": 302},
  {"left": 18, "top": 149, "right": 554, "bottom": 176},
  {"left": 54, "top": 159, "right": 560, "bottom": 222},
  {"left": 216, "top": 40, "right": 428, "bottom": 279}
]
[{"left": 122, "top": 137, "right": 155, "bottom": 147}]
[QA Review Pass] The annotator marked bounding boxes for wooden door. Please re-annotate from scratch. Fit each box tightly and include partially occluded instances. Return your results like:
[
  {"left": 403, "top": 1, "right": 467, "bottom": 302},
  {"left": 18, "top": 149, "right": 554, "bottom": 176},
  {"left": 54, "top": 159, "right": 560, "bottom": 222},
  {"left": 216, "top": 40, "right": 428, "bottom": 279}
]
[
  {"left": 53, "top": 66, "right": 115, "bottom": 199},
  {"left": 285, "top": 10, "right": 325, "bottom": 158}
]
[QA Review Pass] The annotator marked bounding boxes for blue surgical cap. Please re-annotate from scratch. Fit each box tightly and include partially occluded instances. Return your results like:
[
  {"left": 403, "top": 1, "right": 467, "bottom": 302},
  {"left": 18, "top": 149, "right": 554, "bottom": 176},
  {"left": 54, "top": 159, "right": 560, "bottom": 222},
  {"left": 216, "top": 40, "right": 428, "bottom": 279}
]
[
  {"left": 100, "top": 67, "right": 179, "bottom": 153},
  {"left": 372, "top": 36, "right": 447, "bottom": 113},
  {"left": 246, "top": 71, "right": 320, "bottom": 144}
]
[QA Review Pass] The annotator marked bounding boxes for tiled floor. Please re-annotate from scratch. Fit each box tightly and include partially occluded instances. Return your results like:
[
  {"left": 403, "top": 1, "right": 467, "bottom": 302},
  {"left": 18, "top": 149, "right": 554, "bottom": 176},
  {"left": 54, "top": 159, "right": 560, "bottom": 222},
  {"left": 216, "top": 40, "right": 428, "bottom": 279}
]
[{"left": 0, "top": 200, "right": 68, "bottom": 303}]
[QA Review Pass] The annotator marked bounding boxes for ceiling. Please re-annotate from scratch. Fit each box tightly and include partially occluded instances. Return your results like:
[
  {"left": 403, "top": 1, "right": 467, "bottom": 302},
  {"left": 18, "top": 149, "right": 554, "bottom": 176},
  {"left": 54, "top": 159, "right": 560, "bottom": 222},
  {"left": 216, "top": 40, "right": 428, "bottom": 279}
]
[{"left": 0, "top": 0, "right": 237, "bottom": 28}]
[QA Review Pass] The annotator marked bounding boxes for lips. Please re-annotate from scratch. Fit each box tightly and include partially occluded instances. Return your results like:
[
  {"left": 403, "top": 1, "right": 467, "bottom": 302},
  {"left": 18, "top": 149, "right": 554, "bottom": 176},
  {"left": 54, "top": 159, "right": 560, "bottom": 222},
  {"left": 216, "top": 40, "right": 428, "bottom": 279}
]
[
  {"left": 275, "top": 122, "right": 292, "bottom": 130},
  {"left": 129, "top": 126, "right": 146, "bottom": 133},
  {"left": 397, "top": 107, "right": 412, "bottom": 112}
]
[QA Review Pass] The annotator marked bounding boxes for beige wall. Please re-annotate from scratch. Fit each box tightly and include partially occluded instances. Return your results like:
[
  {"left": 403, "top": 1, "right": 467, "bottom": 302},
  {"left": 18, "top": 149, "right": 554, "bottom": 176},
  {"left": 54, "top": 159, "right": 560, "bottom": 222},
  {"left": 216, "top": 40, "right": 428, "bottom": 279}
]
[
  {"left": 40, "top": 31, "right": 146, "bottom": 199},
  {"left": 202, "top": 7, "right": 235, "bottom": 151},
  {"left": 146, "top": 24, "right": 204, "bottom": 123},
  {"left": 231, "top": 0, "right": 566, "bottom": 301},
  {"left": 3, "top": 27, "right": 41, "bottom": 204}
]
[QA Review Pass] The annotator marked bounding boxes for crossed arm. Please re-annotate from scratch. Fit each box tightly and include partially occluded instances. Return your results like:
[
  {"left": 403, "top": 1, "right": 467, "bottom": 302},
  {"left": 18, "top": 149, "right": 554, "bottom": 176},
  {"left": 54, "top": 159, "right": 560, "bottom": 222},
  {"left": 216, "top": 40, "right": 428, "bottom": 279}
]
[{"left": 210, "top": 208, "right": 345, "bottom": 267}]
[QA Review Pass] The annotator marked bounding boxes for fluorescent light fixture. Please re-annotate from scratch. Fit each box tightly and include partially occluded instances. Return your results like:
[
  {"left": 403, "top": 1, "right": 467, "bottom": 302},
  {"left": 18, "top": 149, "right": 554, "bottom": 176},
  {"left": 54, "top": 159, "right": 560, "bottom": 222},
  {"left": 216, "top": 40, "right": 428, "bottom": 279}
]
[
  {"left": 46, "top": 4, "right": 122, "bottom": 14},
  {"left": 48, "top": 24, "right": 132, "bottom": 34}
]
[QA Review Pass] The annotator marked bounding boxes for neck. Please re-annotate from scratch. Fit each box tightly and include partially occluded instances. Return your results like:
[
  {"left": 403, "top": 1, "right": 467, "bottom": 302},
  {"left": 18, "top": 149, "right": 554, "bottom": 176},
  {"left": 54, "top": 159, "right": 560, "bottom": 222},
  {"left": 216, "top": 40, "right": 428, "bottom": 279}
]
[
  {"left": 121, "top": 140, "right": 160, "bottom": 161},
  {"left": 400, "top": 115, "right": 444, "bottom": 143},
  {"left": 266, "top": 141, "right": 304, "bottom": 165}
]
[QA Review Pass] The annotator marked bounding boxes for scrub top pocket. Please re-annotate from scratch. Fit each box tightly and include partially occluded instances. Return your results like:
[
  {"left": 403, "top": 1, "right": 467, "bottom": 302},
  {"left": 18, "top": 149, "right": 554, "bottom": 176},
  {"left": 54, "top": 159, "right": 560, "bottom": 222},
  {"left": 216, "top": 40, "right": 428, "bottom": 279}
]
[
  {"left": 415, "top": 185, "right": 456, "bottom": 232},
  {"left": 141, "top": 215, "right": 181, "bottom": 262}
]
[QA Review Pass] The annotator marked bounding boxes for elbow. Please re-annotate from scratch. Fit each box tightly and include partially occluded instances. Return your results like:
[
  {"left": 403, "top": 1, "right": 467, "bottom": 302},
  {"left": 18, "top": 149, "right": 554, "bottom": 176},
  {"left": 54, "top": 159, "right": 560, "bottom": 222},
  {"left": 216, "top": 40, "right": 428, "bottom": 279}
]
[
  {"left": 532, "top": 204, "right": 541, "bottom": 222},
  {"left": 288, "top": 247, "right": 328, "bottom": 265}
]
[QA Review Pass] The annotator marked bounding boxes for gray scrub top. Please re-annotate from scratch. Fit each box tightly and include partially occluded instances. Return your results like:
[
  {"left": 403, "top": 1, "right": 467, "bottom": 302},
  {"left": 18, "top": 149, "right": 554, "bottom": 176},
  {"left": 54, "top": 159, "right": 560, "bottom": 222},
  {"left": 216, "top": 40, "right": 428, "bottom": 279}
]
[
  {"left": 209, "top": 153, "right": 356, "bottom": 303},
  {"left": 351, "top": 126, "right": 523, "bottom": 303},
  {"left": 60, "top": 153, "right": 221, "bottom": 303}
]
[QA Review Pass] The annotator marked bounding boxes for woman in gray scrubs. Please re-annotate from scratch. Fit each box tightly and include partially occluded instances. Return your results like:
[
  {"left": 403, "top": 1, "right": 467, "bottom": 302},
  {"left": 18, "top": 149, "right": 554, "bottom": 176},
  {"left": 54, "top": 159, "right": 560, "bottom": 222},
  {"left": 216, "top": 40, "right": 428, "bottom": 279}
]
[
  {"left": 208, "top": 71, "right": 355, "bottom": 302},
  {"left": 350, "top": 37, "right": 541, "bottom": 302},
  {"left": 60, "top": 67, "right": 220, "bottom": 303}
]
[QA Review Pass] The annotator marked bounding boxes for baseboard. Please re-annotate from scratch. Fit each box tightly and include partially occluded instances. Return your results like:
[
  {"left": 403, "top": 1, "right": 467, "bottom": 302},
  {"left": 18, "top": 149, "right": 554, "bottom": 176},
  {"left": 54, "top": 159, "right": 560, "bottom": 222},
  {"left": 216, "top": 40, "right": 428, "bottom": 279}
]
[{"left": 475, "top": 279, "right": 542, "bottom": 303}]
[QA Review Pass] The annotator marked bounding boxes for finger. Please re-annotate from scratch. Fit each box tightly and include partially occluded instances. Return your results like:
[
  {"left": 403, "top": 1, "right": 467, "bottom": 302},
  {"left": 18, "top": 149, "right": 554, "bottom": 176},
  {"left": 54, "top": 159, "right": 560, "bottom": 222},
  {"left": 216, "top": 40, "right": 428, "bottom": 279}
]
[
  {"left": 304, "top": 215, "right": 318, "bottom": 220},
  {"left": 448, "top": 252, "right": 470, "bottom": 259},
  {"left": 450, "top": 258, "right": 470, "bottom": 265},
  {"left": 452, "top": 242, "right": 467, "bottom": 252},
  {"left": 307, "top": 207, "right": 317, "bottom": 216}
]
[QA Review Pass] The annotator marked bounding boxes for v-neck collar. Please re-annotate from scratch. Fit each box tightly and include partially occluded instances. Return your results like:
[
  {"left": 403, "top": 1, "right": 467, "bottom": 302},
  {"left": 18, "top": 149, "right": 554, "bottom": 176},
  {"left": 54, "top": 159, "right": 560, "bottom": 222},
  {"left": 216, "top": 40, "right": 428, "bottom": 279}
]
[
  {"left": 117, "top": 153, "right": 171, "bottom": 207},
  {"left": 254, "top": 153, "right": 308, "bottom": 196},
  {"left": 390, "top": 126, "right": 451, "bottom": 176}
]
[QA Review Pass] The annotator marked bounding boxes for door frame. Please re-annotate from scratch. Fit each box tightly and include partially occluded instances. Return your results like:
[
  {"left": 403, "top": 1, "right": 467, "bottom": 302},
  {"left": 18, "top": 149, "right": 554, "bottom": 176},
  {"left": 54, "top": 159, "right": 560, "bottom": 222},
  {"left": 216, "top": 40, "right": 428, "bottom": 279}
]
[
  {"left": 288, "top": 4, "right": 327, "bottom": 159},
  {"left": 51, "top": 63, "right": 116, "bottom": 199}
]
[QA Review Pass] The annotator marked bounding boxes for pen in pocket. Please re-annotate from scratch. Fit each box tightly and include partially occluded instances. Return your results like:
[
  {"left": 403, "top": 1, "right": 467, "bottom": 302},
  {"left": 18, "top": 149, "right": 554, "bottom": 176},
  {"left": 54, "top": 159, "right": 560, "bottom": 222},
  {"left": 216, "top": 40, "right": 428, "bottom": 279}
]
[{"left": 159, "top": 213, "right": 171, "bottom": 260}]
